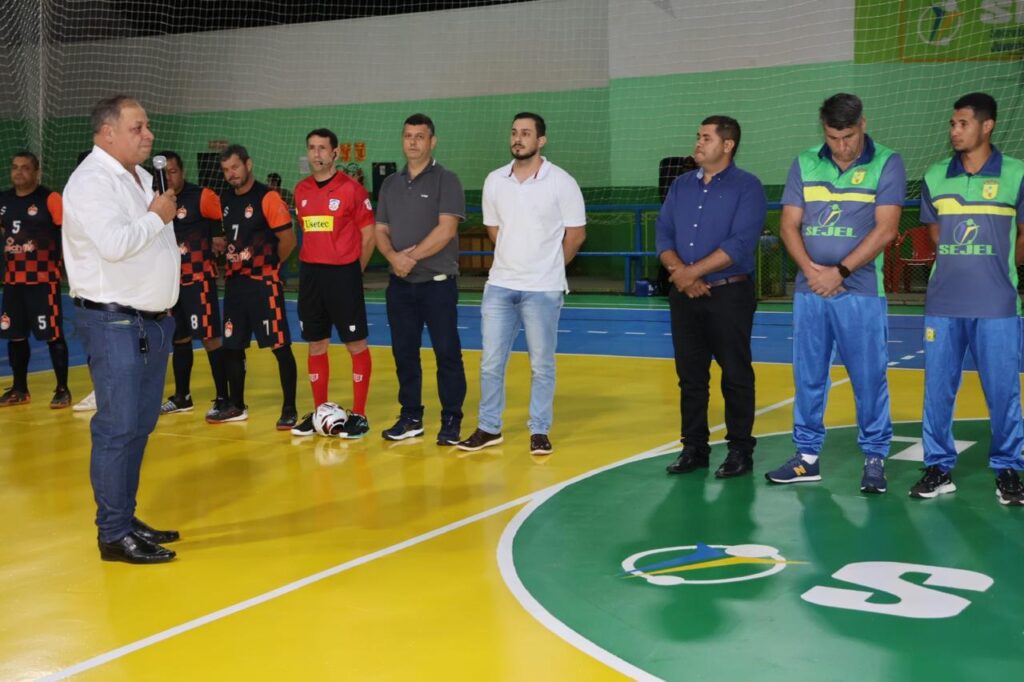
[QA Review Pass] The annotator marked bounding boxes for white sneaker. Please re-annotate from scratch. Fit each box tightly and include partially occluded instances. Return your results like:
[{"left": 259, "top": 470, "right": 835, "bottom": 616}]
[{"left": 73, "top": 390, "right": 97, "bottom": 412}]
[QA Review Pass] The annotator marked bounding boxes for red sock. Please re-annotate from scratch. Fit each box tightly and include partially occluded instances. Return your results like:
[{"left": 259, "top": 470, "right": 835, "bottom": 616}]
[
  {"left": 351, "top": 348, "right": 371, "bottom": 415},
  {"left": 308, "top": 352, "right": 329, "bottom": 408}
]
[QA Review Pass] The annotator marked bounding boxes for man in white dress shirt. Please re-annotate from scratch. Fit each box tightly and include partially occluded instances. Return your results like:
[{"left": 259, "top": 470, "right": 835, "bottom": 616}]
[{"left": 62, "top": 95, "right": 181, "bottom": 564}]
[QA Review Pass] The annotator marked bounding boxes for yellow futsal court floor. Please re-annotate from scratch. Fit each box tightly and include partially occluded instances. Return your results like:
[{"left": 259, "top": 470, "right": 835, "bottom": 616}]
[{"left": 0, "top": 345, "right": 1016, "bottom": 681}]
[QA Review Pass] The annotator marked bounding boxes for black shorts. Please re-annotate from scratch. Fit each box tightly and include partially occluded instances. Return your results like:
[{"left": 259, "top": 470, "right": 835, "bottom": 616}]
[
  {"left": 173, "top": 277, "right": 222, "bottom": 341},
  {"left": 0, "top": 282, "right": 63, "bottom": 341},
  {"left": 298, "top": 261, "right": 367, "bottom": 343},
  {"left": 222, "top": 276, "right": 291, "bottom": 350}
]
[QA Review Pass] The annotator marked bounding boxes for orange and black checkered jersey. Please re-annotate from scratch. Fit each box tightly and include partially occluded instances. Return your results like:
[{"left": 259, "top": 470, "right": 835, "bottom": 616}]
[
  {"left": 219, "top": 182, "right": 292, "bottom": 281},
  {"left": 173, "top": 182, "right": 223, "bottom": 284},
  {"left": 0, "top": 186, "right": 63, "bottom": 285}
]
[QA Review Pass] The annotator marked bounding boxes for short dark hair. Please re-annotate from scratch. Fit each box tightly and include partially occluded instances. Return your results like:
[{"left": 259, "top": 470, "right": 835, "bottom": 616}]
[
  {"left": 512, "top": 112, "right": 546, "bottom": 137},
  {"left": 404, "top": 113, "right": 435, "bottom": 136},
  {"left": 267, "top": 172, "right": 282, "bottom": 184},
  {"left": 219, "top": 144, "right": 250, "bottom": 164},
  {"left": 306, "top": 128, "right": 338, "bottom": 148},
  {"left": 155, "top": 150, "right": 182, "bottom": 169},
  {"left": 89, "top": 95, "right": 139, "bottom": 134},
  {"left": 12, "top": 150, "right": 39, "bottom": 170},
  {"left": 954, "top": 92, "right": 997, "bottom": 123},
  {"left": 701, "top": 115, "right": 742, "bottom": 158},
  {"left": 819, "top": 93, "right": 863, "bottom": 130}
]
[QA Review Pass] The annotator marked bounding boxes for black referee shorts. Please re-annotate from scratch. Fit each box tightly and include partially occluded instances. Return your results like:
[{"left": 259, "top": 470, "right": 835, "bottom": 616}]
[{"left": 298, "top": 260, "right": 368, "bottom": 343}]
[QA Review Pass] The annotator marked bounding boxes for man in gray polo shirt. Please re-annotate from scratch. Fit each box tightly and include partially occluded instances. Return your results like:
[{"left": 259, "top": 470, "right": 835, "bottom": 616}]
[{"left": 374, "top": 113, "right": 467, "bottom": 445}]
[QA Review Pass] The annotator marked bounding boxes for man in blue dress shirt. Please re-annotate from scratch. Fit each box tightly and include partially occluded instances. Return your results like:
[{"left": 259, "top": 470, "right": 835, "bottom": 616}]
[{"left": 656, "top": 116, "right": 767, "bottom": 478}]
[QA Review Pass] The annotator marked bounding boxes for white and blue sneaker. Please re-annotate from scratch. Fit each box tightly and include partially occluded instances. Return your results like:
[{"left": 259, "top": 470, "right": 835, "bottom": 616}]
[
  {"left": 765, "top": 454, "right": 821, "bottom": 484},
  {"left": 860, "top": 456, "right": 887, "bottom": 494}
]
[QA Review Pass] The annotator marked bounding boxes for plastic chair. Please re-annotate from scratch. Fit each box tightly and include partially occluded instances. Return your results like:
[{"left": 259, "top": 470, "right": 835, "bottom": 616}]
[{"left": 892, "top": 226, "right": 936, "bottom": 292}]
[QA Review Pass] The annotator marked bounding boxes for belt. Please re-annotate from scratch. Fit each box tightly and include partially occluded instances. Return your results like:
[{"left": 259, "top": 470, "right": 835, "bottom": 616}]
[
  {"left": 74, "top": 297, "right": 169, "bottom": 321},
  {"left": 706, "top": 274, "right": 750, "bottom": 288}
]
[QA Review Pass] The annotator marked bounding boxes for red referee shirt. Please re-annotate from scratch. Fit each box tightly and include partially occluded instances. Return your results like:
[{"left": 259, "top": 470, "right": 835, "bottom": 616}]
[{"left": 294, "top": 171, "right": 374, "bottom": 266}]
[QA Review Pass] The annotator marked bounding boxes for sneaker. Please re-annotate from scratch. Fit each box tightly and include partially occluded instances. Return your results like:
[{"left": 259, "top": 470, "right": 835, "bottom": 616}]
[
  {"left": 276, "top": 408, "right": 298, "bottom": 431},
  {"left": 291, "top": 413, "right": 315, "bottom": 437},
  {"left": 382, "top": 416, "right": 424, "bottom": 441},
  {"left": 0, "top": 387, "right": 30, "bottom": 407},
  {"left": 909, "top": 465, "right": 956, "bottom": 499},
  {"left": 860, "top": 456, "right": 887, "bottom": 494},
  {"left": 765, "top": 454, "right": 821, "bottom": 484},
  {"left": 339, "top": 413, "right": 370, "bottom": 439},
  {"left": 206, "top": 397, "right": 229, "bottom": 420},
  {"left": 160, "top": 394, "right": 194, "bottom": 415},
  {"left": 73, "top": 390, "right": 97, "bottom": 412},
  {"left": 996, "top": 469, "right": 1024, "bottom": 506},
  {"left": 530, "top": 433, "right": 553, "bottom": 455},
  {"left": 436, "top": 415, "right": 462, "bottom": 445},
  {"left": 456, "top": 428, "right": 503, "bottom": 452},
  {"left": 206, "top": 404, "right": 248, "bottom": 424},
  {"left": 50, "top": 386, "right": 72, "bottom": 409}
]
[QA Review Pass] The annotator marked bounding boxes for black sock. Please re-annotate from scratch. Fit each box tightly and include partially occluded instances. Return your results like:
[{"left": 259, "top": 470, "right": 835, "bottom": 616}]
[
  {"left": 224, "top": 348, "right": 246, "bottom": 409},
  {"left": 206, "top": 347, "right": 228, "bottom": 399},
  {"left": 273, "top": 345, "right": 297, "bottom": 411},
  {"left": 8, "top": 339, "right": 30, "bottom": 392},
  {"left": 172, "top": 341, "right": 193, "bottom": 398},
  {"left": 47, "top": 337, "right": 69, "bottom": 389}
]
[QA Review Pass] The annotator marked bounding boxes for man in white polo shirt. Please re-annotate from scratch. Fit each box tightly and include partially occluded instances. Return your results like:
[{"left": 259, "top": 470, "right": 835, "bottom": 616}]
[
  {"left": 63, "top": 95, "right": 181, "bottom": 564},
  {"left": 457, "top": 112, "right": 586, "bottom": 455}
]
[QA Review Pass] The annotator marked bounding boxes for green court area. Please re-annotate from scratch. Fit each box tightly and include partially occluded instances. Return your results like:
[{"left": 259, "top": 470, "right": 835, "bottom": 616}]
[{"left": 510, "top": 421, "right": 1021, "bottom": 681}]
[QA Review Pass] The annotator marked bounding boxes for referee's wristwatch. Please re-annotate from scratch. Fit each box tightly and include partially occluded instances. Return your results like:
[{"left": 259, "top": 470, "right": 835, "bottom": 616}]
[{"left": 836, "top": 262, "right": 852, "bottom": 279}]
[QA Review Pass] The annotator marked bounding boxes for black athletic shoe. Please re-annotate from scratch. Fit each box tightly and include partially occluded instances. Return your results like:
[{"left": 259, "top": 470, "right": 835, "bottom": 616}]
[
  {"left": 50, "top": 386, "right": 72, "bottom": 409},
  {"left": 436, "top": 415, "right": 462, "bottom": 445},
  {"left": 291, "top": 413, "right": 315, "bottom": 437},
  {"left": 206, "top": 397, "right": 229, "bottom": 420},
  {"left": 340, "top": 413, "right": 370, "bottom": 439},
  {"left": 529, "top": 434, "right": 553, "bottom": 455},
  {"left": 160, "top": 394, "right": 193, "bottom": 415},
  {"left": 382, "top": 416, "right": 424, "bottom": 441},
  {"left": 206, "top": 404, "right": 248, "bottom": 424},
  {"left": 996, "top": 469, "right": 1024, "bottom": 506},
  {"left": 276, "top": 408, "right": 298, "bottom": 431},
  {"left": 909, "top": 465, "right": 956, "bottom": 499}
]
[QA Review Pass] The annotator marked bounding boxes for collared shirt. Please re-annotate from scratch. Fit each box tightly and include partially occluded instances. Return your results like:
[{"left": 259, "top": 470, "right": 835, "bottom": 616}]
[
  {"left": 294, "top": 171, "right": 373, "bottom": 266},
  {"left": 376, "top": 159, "right": 465, "bottom": 283},
  {"left": 482, "top": 157, "right": 586, "bottom": 292},
  {"left": 655, "top": 162, "right": 766, "bottom": 280},
  {"left": 921, "top": 146, "right": 1024, "bottom": 318},
  {"left": 62, "top": 145, "right": 179, "bottom": 311},
  {"left": 782, "top": 135, "right": 906, "bottom": 297}
]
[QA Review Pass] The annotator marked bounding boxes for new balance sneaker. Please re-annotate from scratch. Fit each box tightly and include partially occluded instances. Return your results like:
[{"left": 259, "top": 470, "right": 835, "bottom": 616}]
[
  {"left": 276, "top": 408, "right": 298, "bottom": 431},
  {"left": 0, "top": 387, "right": 30, "bottom": 407},
  {"left": 160, "top": 394, "right": 194, "bottom": 415},
  {"left": 909, "top": 465, "right": 956, "bottom": 499},
  {"left": 50, "top": 386, "right": 72, "bottom": 409},
  {"left": 73, "top": 390, "right": 97, "bottom": 412},
  {"left": 206, "top": 404, "right": 248, "bottom": 424},
  {"left": 529, "top": 433, "right": 553, "bottom": 455},
  {"left": 291, "top": 413, "right": 315, "bottom": 437},
  {"left": 339, "top": 413, "right": 370, "bottom": 439},
  {"left": 206, "top": 397, "right": 229, "bottom": 420},
  {"left": 765, "top": 454, "right": 821, "bottom": 484},
  {"left": 995, "top": 469, "right": 1024, "bottom": 506},
  {"left": 860, "top": 456, "right": 887, "bottom": 494},
  {"left": 456, "top": 428, "right": 503, "bottom": 452},
  {"left": 382, "top": 416, "right": 424, "bottom": 441},
  {"left": 436, "top": 415, "right": 462, "bottom": 445}
]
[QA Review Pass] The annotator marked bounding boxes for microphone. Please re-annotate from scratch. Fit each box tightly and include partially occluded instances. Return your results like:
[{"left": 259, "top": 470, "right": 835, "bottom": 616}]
[{"left": 152, "top": 155, "right": 167, "bottom": 193}]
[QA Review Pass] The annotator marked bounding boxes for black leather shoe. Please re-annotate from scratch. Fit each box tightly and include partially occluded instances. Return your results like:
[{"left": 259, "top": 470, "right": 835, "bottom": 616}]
[
  {"left": 666, "top": 449, "right": 710, "bottom": 474},
  {"left": 98, "top": 532, "right": 176, "bottom": 564},
  {"left": 132, "top": 517, "right": 180, "bottom": 544},
  {"left": 715, "top": 451, "right": 753, "bottom": 478}
]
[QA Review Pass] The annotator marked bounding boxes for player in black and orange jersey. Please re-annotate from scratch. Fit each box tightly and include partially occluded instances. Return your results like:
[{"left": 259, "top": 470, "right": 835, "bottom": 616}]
[
  {"left": 207, "top": 144, "right": 298, "bottom": 429},
  {"left": 0, "top": 151, "right": 71, "bottom": 408},
  {"left": 289, "top": 128, "right": 376, "bottom": 439},
  {"left": 154, "top": 151, "right": 231, "bottom": 418}
]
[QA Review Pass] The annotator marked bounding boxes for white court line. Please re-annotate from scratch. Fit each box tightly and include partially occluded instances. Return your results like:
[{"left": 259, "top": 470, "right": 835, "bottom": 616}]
[
  {"left": 625, "top": 332, "right": 646, "bottom": 336},
  {"left": 586, "top": 330, "right": 608, "bottom": 335}
]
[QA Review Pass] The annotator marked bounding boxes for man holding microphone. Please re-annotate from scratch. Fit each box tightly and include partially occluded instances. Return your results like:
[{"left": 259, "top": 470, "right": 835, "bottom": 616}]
[{"left": 62, "top": 95, "right": 181, "bottom": 564}]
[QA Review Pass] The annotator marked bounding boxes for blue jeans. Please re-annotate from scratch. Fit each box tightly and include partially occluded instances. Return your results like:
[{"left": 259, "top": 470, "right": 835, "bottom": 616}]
[
  {"left": 385, "top": 275, "right": 466, "bottom": 421},
  {"left": 922, "top": 315, "right": 1024, "bottom": 471},
  {"left": 75, "top": 307, "right": 175, "bottom": 543},
  {"left": 478, "top": 284, "right": 563, "bottom": 434},
  {"left": 792, "top": 292, "right": 892, "bottom": 458}
]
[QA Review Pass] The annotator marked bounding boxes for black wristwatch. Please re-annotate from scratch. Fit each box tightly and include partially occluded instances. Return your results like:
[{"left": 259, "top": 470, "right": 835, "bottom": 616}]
[{"left": 836, "top": 263, "right": 852, "bottom": 279}]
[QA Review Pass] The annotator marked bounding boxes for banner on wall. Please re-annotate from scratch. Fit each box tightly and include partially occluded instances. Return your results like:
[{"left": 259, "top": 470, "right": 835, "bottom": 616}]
[{"left": 857, "top": 0, "right": 1024, "bottom": 62}]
